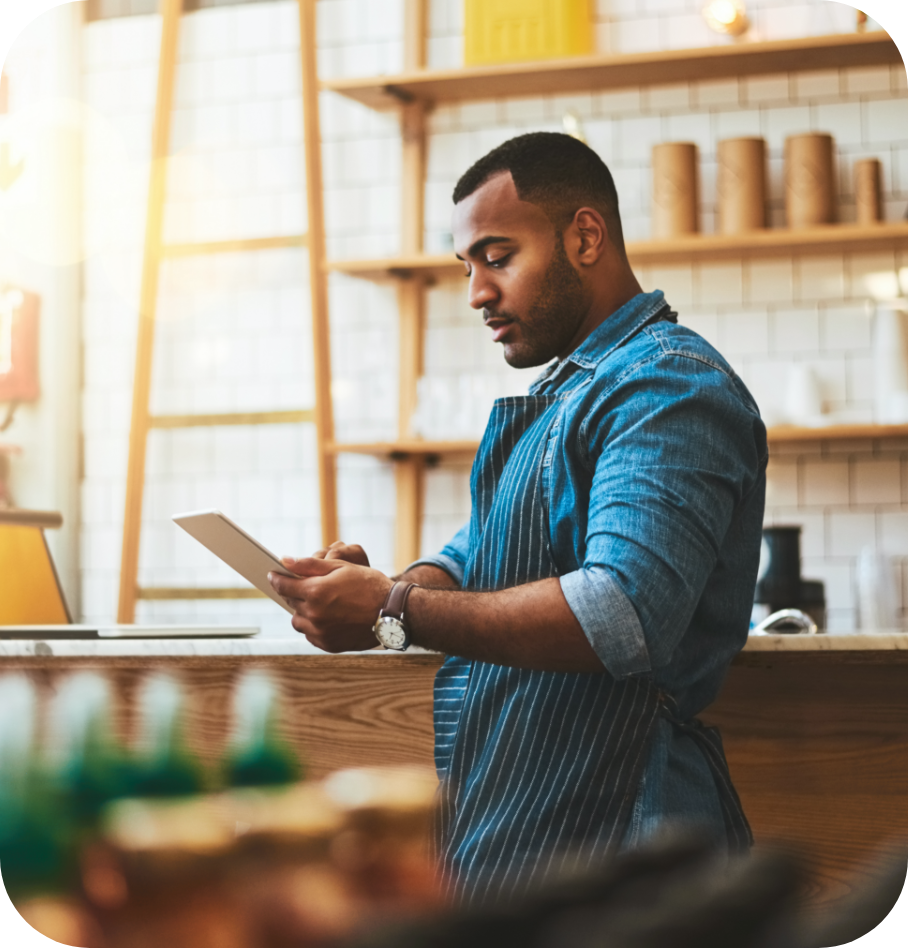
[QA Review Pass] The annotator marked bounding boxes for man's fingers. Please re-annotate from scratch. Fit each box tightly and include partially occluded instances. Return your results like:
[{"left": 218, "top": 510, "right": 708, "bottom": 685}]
[{"left": 280, "top": 556, "right": 345, "bottom": 578}]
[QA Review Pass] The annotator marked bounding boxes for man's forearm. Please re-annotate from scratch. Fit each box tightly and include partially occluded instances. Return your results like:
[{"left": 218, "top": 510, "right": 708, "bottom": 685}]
[
  {"left": 405, "top": 578, "right": 604, "bottom": 673},
  {"left": 394, "top": 564, "right": 460, "bottom": 588}
]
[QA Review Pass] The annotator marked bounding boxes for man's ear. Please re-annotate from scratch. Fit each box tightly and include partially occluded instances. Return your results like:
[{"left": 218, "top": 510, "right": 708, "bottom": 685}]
[{"left": 570, "top": 207, "right": 608, "bottom": 266}]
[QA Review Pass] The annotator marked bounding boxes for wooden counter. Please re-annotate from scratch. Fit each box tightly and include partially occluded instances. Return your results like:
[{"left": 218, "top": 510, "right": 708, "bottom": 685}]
[{"left": 2, "top": 634, "right": 906, "bottom": 920}]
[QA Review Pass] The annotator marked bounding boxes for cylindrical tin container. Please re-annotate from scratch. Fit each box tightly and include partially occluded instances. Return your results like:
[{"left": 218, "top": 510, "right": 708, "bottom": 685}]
[
  {"left": 784, "top": 133, "right": 836, "bottom": 228},
  {"left": 717, "top": 137, "right": 767, "bottom": 234},
  {"left": 854, "top": 157, "right": 883, "bottom": 224},
  {"left": 652, "top": 142, "right": 699, "bottom": 238}
]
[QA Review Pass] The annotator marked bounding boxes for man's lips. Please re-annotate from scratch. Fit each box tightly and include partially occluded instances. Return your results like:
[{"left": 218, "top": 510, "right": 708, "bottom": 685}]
[{"left": 484, "top": 318, "right": 515, "bottom": 343}]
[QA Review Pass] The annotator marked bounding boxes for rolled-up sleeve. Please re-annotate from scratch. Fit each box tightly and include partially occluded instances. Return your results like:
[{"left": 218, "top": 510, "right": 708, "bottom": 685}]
[
  {"left": 560, "top": 352, "right": 765, "bottom": 678},
  {"left": 406, "top": 521, "right": 470, "bottom": 586}
]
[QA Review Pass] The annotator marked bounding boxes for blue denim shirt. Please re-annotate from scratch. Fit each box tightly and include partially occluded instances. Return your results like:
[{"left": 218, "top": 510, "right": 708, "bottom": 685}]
[{"left": 414, "top": 290, "right": 767, "bottom": 849}]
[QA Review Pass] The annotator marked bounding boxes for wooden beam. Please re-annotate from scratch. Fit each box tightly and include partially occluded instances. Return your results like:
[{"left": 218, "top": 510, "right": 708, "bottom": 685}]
[
  {"left": 299, "top": 0, "right": 339, "bottom": 549},
  {"left": 394, "top": 456, "right": 424, "bottom": 573},
  {"left": 393, "top": 5, "right": 430, "bottom": 574},
  {"left": 403, "top": 0, "right": 427, "bottom": 72},
  {"left": 160, "top": 234, "right": 307, "bottom": 257},
  {"left": 323, "top": 31, "right": 902, "bottom": 110},
  {"left": 149, "top": 410, "right": 315, "bottom": 429},
  {"left": 118, "top": 0, "right": 182, "bottom": 624},
  {"left": 0, "top": 510, "right": 63, "bottom": 529}
]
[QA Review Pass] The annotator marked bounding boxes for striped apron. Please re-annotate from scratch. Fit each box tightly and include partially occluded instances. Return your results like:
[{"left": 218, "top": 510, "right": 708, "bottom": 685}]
[{"left": 435, "top": 393, "right": 662, "bottom": 905}]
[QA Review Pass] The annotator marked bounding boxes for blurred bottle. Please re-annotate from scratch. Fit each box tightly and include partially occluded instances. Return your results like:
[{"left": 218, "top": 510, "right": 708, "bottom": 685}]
[
  {"left": 856, "top": 546, "right": 900, "bottom": 632},
  {"left": 132, "top": 674, "right": 203, "bottom": 797},
  {"left": 224, "top": 670, "right": 301, "bottom": 788},
  {"left": 873, "top": 301, "right": 908, "bottom": 424}
]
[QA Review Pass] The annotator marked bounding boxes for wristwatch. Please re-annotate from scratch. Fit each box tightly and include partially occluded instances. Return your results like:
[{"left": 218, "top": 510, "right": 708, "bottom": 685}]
[{"left": 373, "top": 581, "right": 419, "bottom": 651}]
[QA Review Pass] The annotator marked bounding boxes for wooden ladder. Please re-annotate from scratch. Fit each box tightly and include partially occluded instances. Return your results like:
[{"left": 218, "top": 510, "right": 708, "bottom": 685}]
[{"left": 117, "top": 0, "right": 337, "bottom": 623}]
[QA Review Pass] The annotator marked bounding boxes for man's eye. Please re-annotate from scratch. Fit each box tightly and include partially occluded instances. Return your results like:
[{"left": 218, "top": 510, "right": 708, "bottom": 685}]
[{"left": 487, "top": 254, "right": 511, "bottom": 268}]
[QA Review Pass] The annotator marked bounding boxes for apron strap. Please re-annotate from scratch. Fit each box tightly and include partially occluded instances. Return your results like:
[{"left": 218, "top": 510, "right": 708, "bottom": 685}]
[{"left": 659, "top": 693, "right": 754, "bottom": 854}]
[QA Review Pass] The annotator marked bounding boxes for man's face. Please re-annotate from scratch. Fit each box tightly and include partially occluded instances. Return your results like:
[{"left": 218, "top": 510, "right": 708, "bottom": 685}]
[{"left": 452, "top": 172, "right": 589, "bottom": 368}]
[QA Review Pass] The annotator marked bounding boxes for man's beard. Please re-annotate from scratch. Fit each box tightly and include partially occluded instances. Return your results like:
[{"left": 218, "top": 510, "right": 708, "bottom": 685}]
[{"left": 488, "top": 236, "right": 588, "bottom": 369}]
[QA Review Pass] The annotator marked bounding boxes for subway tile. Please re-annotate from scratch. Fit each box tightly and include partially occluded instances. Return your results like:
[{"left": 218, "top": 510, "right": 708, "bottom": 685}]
[
  {"left": 736, "top": 357, "right": 788, "bottom": 426},
  {"left": 693, "top": 79, "right": 741, "bottom": 109},
  {"left": 550, "top": 92, "right": 594, "bottom": 120},
  {"left": 612, "top": 19, "right": 658, "bottom": 55},
  {"left": 502, "top": 96, "right": 547, "bottom": 126},
  {"left": 746, "top": 260, "right": 794, "bottom": 303},
  {"left": 643, "top": 83, "right": 691, "bottom": 113},
  {"left": 762, "top": 105, "right": 813, "bottom": 147},
  {"left": 845, "top": 66, "right": 896, "bottom": 96},
  {"left": 822, "top": 303, "right": 872, "bottom": 351},
  {"left": 661, "top": 13, "right": 711, "bottom": 50},
  {"left": 594, "top": 88, "right": 643, "bottom": 117},
  {"left": 813, "top": 101, "right": 863, "bottom": 147},
  {"left": 593, "top": 21, "right": 612, "bottom": 55},
  {"left": 719, "top": 310, "right": 768, "bottom": 357},
  {"left": 457, "top": 101, "right": 499, "bottom": 129},
  {"left": 880, "top": 512, "right": 908, "bottom": 556},
  {"left": 846, "top": 355, "right": 874, "bottom": 405},
  {"left": 847, "top": 252, "right": 898, "bottom": 300},
  {"left": 800, "top": 560, "right": 854, "bottom": 611},
  {"left": 792, "top": 70, "right": 842, "bottom": 102},
  {"left": 796, "top": 257, "right": 846, "bottom": 303},
  {"left": 614, "top": 114, "right": 664, "bottom": 163},
  {"left": 765, "top": 458, "right": 799, "bottom": 507},
  {"left": 680, "top": 312, "right": 719, "bottom": 346},
  {"left": 664, "top": 112, "right": 712, "bottom": 154},
  {"left": 647, "top": 266, "right": 694, "bottom": 308},
  {"left": 742, "top": 74, "right": 790, "bottom": 106},
  {"left": 866, "top": 98, "right": 908, "bottom": 146},
  {"left": 584, "top": 118, "right": 617, "bottom": 163},
  {"left": 801, "top": 459, "right": 850, "bottom": 506},
  {"left": 714, "top": 108, "right": 762, "bottom": 142},
  {"left": 828, "top": 511, "right": 876, "bottom": 557},
  {"left": 696, "top": 262, "right": 744, "bottom": 306},
  {"left": 853, "top": 459, "right": 902, "bottom": 505}
]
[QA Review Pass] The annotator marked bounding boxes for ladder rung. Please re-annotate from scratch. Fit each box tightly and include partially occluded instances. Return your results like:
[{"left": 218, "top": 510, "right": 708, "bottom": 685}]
[
  {"left": 149, "top": 410, "right": 315, "bottom": 429},
  {"left": 160, "top": 234, "right": 308, "bottom": 257},
  {"left": 137, "top": 587, "right": 267, "bottom": 601}
]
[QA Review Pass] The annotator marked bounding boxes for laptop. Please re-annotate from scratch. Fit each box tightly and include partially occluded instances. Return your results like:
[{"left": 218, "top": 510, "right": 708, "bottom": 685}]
[{"left": 0, "top": 510, "right": 259, "bottom": 639}]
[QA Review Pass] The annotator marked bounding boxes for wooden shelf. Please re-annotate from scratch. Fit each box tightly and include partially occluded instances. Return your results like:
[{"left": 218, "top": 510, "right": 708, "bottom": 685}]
[
  {"left": 328, "top": 439, "right": 480, "bottom": 458},
  {"left": 327, "top": 223, "right": 908, "bottom": 281},
  {"left": 767, "top": 423, "right": 908, "bottom": 442},
  {"left": 322, "top": 32, "right": 901, "bottom": 110},
  {"left": 329, "top": 425, "right": 908, "bottom": 461}
]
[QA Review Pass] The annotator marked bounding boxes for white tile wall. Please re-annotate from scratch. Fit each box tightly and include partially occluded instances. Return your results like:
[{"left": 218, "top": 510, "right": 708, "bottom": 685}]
[{"left": 78, "top": 0, "right": 908, "bottom": 634}]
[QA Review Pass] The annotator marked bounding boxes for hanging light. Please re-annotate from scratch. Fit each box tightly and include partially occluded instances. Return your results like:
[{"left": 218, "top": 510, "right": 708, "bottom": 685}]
[{"left": 702, "top": 0, "right": 750, "bottom": 37}]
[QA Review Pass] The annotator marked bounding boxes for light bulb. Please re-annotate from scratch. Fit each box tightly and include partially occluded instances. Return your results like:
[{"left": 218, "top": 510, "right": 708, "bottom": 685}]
[{"left": 702, "top": 0, "right": 749, "bottom": 36}]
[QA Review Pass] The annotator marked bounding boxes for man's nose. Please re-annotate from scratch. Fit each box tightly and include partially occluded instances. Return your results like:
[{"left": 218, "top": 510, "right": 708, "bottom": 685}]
[{"left": 468, "top": 270, "right": 499, "bottom": 310}]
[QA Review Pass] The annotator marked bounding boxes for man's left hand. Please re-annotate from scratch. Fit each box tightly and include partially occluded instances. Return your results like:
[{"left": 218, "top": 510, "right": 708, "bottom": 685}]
[{"left": 268, "top": 558, "right": 392, "bottom": 652}]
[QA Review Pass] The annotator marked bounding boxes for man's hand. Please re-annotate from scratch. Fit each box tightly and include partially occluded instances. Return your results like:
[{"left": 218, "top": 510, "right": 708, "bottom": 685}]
[
  {"left": 268, "top": 556, "right": 392, "bottom": 653},
  {"left": 311, "top": 541, "right": 370, "bottom": 567}
]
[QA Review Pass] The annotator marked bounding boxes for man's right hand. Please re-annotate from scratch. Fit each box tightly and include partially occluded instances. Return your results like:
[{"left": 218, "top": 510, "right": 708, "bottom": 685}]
[{"left": 309, "top": 541, "right": 370, "bottom": 567}]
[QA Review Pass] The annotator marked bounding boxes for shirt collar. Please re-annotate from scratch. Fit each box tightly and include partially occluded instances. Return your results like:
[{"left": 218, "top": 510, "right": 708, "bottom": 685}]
[{"left": 529, "top": 290, "right": 671, "bottom": 391}]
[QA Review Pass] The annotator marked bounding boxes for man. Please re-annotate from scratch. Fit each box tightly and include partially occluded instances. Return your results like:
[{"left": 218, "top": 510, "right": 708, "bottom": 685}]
[{"left": 270, "top": 133, "right": 767, "bottom": 905}]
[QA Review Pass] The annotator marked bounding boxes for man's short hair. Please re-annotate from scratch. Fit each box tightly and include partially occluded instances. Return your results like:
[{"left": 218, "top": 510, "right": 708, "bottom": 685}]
[{"left": 452, "top": 131, "right": 625, "bottom": 252}]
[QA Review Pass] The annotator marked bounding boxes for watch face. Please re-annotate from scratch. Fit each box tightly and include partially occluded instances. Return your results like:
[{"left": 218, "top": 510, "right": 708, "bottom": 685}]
[{"left": 375, "top": 616, "right": 407, "bottom": 650}]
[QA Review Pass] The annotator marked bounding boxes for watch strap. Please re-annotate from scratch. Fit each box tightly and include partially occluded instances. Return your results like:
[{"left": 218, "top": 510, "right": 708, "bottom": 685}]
[{"left": 380, "top": 580, "right": 419, "bottom": 622}]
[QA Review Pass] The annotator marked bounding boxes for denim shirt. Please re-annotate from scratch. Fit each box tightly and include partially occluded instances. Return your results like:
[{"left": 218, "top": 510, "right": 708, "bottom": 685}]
[{"left": 413, "top": 289, "right": 767, "bottom": 848}]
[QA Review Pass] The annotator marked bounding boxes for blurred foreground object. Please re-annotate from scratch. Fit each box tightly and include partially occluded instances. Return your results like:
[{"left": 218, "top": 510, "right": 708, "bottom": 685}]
[
  {"left": 342, "top": 836, "right": 907, "bottom": 948},
  {"left": 79, "top": 766, "right": 440, "bottom": 948}
]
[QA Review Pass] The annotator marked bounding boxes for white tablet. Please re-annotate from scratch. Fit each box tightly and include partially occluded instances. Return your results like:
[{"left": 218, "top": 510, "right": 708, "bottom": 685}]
[{"left": 172, "top": 510, "right": 297, "bottom": 614}]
